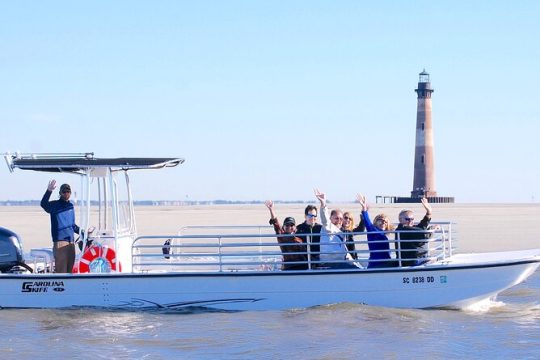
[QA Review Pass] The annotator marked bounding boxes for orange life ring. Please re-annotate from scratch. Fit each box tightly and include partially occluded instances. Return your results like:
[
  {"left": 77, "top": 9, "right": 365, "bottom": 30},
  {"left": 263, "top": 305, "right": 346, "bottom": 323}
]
[{"left": 76, "top": 245, "right": 121, "bottom": 273}]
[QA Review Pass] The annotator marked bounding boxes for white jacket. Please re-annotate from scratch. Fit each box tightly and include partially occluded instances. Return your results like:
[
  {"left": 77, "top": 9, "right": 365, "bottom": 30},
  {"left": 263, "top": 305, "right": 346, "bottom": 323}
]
[{"left": 319, "top": 205, "right": 353, "bottom": 262}]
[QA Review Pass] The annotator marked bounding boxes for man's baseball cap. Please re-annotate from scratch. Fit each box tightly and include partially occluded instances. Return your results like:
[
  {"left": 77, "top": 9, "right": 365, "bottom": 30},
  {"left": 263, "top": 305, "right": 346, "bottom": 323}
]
[{"left": 60, "top": 184, "right": 71, "bottom": 193}]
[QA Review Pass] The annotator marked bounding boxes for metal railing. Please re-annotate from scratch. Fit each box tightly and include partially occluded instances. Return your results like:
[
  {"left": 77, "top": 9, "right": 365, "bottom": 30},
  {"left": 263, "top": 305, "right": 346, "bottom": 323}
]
[{"left": 131, "top": 222, "right": 455, "bottom": 273}]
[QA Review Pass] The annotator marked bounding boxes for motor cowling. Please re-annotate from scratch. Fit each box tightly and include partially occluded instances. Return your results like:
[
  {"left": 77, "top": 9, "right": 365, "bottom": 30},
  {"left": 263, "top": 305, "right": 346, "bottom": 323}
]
[{"left": 0, "top": 226, "right": 25, "bottom": 273}]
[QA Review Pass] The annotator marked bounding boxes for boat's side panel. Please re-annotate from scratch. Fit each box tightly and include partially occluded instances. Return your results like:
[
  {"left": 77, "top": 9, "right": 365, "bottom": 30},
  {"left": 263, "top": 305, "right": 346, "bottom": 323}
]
[
  {"left": 0, "top": 276, "right": 111, "bottom": 308},
  {"left": 0, "top": 262, "right": 538, "bottom": 310}
]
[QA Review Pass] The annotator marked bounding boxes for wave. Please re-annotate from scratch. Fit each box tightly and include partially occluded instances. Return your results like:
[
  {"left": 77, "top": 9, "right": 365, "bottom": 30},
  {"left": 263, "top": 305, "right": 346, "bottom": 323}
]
[{"left": 462, "top": 298, "right": 506, "bottom": 313}]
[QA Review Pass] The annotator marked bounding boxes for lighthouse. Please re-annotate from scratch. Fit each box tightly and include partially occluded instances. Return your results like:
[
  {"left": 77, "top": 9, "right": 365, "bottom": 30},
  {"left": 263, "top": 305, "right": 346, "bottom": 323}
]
[
  {"left": 375, "top": 70, "right": 454, "bottom": 204},
  {"left": 411, "top": 69, "right": 437, "bottom": 198}
]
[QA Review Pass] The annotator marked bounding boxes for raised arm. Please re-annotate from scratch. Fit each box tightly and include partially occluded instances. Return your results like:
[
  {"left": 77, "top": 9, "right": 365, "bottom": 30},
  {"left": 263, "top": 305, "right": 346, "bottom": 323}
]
[
  {"left": 356, "top": 194, "right": 368, "bottom": 212},
  {"left": 418, "top": 197, "right": 432, "bottom": 229},
  {"left": 314, "top": 188, "right": 326, "bottom": 208},
  {"left": 356, "top": 194, "right": 376, "bottom": 232},
  {"left": 314, "top": 189, "right": 329, "bottom": 227},
  {"left": 47, "top": 179, "right": 57, "bottom": 192},
  {"left": 421, "top": 197, "right": 432, "bottom": 217},
  {"left": 40, "top": 179, "right": 57, "bottom": 212},
  {"left": 265, "top": 200, "right": 277, "bottom": 219},
  {"left": 265, "top": 200, "right": 281, "bottom": 234}
]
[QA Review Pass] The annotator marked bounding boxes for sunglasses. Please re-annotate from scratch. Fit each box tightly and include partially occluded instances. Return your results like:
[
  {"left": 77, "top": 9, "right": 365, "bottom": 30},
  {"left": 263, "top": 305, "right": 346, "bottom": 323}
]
[
  {"left": 62, "top": 190, "right": 71, "bottom": 194},
  {"left": 404, "top": 217, "right": 414, "bottom": 221},
  {"left": 306, "top": 214, "right": 317, "bottom": 218},
  {"left": 343, "top": 216, "right": 352, "bottom": 220}
]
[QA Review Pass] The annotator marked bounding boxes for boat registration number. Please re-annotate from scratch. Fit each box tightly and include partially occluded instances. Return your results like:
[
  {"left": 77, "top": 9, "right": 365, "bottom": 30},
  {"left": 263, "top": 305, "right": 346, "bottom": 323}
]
[{"left": 402, "top": 275, "right": 446, "bottom": 284}]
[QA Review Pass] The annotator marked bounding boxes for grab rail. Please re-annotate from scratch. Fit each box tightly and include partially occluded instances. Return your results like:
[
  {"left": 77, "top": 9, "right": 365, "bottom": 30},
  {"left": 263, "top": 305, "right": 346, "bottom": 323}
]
[{"left": 131, "top": 222, "right": 455, "bottom": 272}]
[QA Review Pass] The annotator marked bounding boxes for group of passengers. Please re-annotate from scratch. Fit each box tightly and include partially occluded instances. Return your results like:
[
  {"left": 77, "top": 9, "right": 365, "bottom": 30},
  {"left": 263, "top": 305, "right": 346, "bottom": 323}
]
[{"left": 265, "top": 190, "right": 433, "bottom": 270}]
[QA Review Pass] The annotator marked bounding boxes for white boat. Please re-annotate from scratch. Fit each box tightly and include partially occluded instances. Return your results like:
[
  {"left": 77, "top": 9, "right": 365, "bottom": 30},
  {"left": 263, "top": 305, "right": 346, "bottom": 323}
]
[{"left": 1, "top": 152, "right": 539, "bottom": 311}]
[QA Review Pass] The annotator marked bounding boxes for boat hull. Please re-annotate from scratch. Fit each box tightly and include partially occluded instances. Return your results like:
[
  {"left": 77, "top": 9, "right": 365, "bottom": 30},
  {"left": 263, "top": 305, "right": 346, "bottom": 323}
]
[{"left": 1, "top": 258, "right": 538, "bottom": 311}]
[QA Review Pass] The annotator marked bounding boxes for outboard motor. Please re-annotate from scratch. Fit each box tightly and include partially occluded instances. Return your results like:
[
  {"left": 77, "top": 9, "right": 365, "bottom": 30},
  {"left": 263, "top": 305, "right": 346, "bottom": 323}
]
[{"left": 0, "top": 226, "right": 32, "bottom": 273}]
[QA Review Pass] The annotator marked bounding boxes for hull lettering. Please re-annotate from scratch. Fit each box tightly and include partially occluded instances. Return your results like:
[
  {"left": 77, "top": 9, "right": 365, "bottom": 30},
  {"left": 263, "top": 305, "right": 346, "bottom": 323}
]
[{"left": 21, "top": 281, "right": 65, "bottom": 293}]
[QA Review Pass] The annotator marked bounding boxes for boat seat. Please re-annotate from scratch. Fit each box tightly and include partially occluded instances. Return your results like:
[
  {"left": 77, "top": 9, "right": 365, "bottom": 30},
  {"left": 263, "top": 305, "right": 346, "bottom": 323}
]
[{"left": 30, "top": 248, "right": 54, "bottom": 273}]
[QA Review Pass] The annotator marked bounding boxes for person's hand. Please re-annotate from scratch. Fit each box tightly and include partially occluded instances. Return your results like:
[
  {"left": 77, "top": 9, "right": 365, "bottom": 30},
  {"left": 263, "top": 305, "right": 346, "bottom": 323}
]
[
  {"left": 314, "top": 188, "right": 326, "bottom": 206},
  {"left": 264, "top": 200, "right": 274, "bottom": 210},
  {"left": 356, "top": 194, "right": 368, "bottom": 211},
  {"left": 265, "top": 200, "right": 277, "bottom": 219},
  {"left": 47, "top": 179, "right": 57, "bottom": 192},
  {"left": 421, "top": 197, "right": 432, "bottom": 216}
]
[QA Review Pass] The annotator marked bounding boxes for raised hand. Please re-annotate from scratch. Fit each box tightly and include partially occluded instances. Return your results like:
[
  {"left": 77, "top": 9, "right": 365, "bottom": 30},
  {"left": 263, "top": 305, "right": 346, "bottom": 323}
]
[
  {"left": 47, "top": 179, "right": 57, "bottom": 192},
  {"left": 421, "top": 197, "right": 432, "bottom": 216},
  {"left": 265, "top": 200, "right": 276, "bottom": 219},
  {"left": 356, "top": 193, "right": 367, "bottom": 211},
  {"left": 314, "top": 188, "right": 326, "bottom": 206}
]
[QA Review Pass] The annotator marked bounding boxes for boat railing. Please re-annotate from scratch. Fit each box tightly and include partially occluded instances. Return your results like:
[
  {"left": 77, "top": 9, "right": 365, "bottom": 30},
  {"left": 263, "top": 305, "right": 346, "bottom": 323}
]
[
  {"left": 131, "top": 222, "right": 455, "bottom": 272},
  {"left": 29, "top": 248, "right": 55, "bottom": 273},
  {"left": 179, "top": 225, "right": 274, "bottom": 235}
]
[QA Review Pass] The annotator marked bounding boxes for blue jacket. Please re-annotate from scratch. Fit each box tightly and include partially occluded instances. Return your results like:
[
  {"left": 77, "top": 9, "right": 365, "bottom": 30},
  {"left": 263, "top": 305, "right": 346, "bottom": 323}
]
[
  {"left": 361, "top": 211, "right": 394, "bottom": 268},
  {"left": 40, "top": 190, "right": 80, "bottom": 242}
]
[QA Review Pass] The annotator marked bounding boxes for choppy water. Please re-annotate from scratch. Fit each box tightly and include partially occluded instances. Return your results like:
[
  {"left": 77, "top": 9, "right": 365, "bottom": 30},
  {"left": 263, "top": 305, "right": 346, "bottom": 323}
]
[{"left": 1, "top": 271, "right": 538, "bottom": 359}]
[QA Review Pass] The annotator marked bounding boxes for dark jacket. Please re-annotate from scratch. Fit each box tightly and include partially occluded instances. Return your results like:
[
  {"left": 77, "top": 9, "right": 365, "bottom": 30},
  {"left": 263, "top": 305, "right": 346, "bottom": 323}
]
[
  {"left": 395, "top": 215, "right": 431, "bottom": 266},
  {"left": 295, "top": 222, "right": 322, "bottom": 262},
  {"left": 341, "top": 221, "right": 366, "bottom": 260},
  {"left": 269, "top": 218, "right": 308, "bottom": 270},
  {"left": 341, "top": 229, "right": 358, "bottom": 259},
  {"left": 41, "top": 190, "right": 80, "bottom": 242}
]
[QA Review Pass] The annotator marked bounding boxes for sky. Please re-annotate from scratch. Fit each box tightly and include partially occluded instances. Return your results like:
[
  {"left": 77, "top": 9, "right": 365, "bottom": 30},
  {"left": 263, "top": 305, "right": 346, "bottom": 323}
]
[{"left": 1, "top": 1, "right": 539, "bottom": 203}]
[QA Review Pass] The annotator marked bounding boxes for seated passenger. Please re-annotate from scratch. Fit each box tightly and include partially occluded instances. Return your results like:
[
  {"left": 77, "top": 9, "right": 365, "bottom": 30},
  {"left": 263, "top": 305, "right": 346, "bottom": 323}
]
[
  {"left": 295, "top": 204, "right": 322, "bottom": 265},
  {"left": 395, "top": 197, "right": 433, "bottom": 266},
  {"left": 341, "top": 211, "right": 359, "bottom": 259},
  {"left": 314, "top": 189, "right": 361, "bottom": 269},
  {"left": 357, "top": 194, "right": 397, "bottom": 268},
  {"left": 264, "top": 200, "right": 308, "bottom": 270},
  {"left": 343, "top": 211, "right": 370, "bottom": 260}
]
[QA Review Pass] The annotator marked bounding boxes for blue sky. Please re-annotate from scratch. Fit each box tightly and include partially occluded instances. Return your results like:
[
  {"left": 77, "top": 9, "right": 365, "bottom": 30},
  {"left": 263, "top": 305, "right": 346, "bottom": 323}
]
[{"left": 1, "top": 1, "right": 539, "bottom": 202}]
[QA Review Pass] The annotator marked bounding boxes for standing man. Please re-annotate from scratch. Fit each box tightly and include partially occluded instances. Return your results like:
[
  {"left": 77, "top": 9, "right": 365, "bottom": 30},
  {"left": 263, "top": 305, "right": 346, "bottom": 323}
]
[{"left": 40, "top": 180, "right": 80, "bottom": 273}]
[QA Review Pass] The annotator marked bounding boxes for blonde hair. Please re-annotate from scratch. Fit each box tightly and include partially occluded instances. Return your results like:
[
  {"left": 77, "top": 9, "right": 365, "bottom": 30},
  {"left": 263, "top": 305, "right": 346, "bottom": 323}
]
[
  {"left": 374, "top": 213, "right": 394, "bottom": 231},
  {"left": 342, "top": 211, "right": 355, "bottom": 231}
]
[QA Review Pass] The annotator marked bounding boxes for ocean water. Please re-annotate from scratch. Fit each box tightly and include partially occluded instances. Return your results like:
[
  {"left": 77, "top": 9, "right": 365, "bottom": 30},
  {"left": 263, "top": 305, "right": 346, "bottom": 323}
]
[{"left": 1, "top": 271, "right": 538, "bottom": 359}]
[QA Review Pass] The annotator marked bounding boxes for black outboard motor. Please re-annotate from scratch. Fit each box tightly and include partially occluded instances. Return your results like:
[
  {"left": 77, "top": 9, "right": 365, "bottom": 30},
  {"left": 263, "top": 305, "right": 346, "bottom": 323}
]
[{"left": 0, "top": 226, "right": 32, "bottom": 273}]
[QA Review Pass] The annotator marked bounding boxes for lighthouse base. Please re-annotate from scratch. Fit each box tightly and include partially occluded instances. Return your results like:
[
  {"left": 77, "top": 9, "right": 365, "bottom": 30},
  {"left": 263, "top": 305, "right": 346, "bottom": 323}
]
[{"left": 375, "top": 196, "right": 455, "bottom": 204}]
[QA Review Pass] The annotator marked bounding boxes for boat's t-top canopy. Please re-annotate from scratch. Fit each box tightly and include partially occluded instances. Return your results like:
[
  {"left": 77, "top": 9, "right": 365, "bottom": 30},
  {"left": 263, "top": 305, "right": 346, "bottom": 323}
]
[
  {"left": 2, "top": 152, "right": 185, "bottom": 274},
  {"left": 4, "top": 152, "right": 184, "bottom": 174}
]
